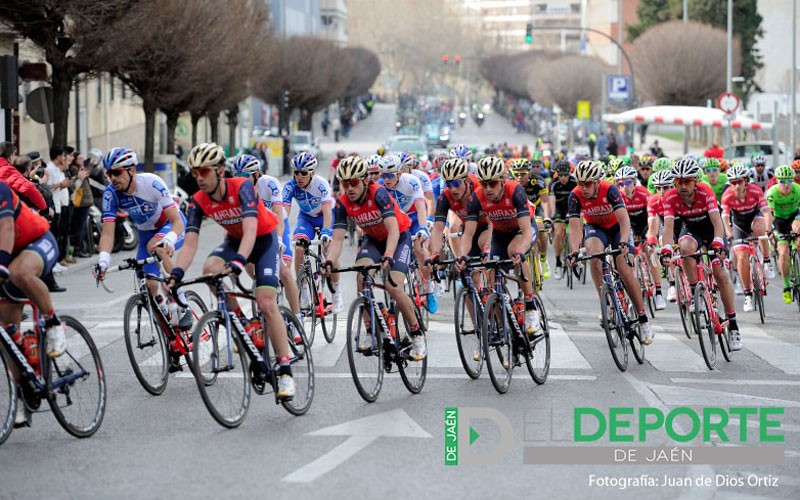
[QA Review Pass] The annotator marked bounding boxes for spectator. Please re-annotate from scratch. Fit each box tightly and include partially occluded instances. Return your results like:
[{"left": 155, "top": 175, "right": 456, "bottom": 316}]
[
  {"left": 0, "top": 141, "right": 48, "bottom": 212},
  {"left": 321, "top": 109, "right": 330, "bottom": 137},
  {"left": 587, "top": 132, "right": 597, "bottom": 158},
  {"left": 608, "top": 133, "right": 619, "bottom": 156},
  {"left": 597, "top": 132, "right": 608, "bottom": 156},
  {"left": 649, "top": 139, "right": 664, "bottom": 157},
  {"left": 45, "top": 145, "right": 72, "bottom": 270},
  {"left": 70, "top": 151, "right": 93, "bottom": 258},
  {"left": 794, "top": 146, "right": 800, "bottom": 161},
  {"left": 639, "top": 124, "right": 649, "bottom": 146}
]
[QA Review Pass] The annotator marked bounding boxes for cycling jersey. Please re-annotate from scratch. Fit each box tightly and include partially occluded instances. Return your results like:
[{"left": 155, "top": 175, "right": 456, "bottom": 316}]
[
  {"left": 622, "top": 185, "right": 651, "bottom": 237},
  {"left": 699, "top": 174, "right": 729, "bottom": 202},
  {"left": 434, "top": 176, "right": 488, "bottom": 226},
  {"left": 521, "top": 176, "right": 548, "bottom": 207},
  {"left": 550, "top": 175, "right": 578, "bottom": 213},
  {"left": 431, "top": 175, "right": 443, "bottom": 201},
  {"left": 662, "top": 183, "right": 719, "bottom": 230},
  {"left": 256, "top": 174, "right": 283, "bottom": 211},
  {"left": 381, "top": 173, "right": 424, "bottom": 214},
  {"left": 466, "top": 180, "right": 533, "bottom": 233},
  {"left": 0, "top": 181, "right": 51, "bottom": 254},
  {"left": 750, "top": 167, "right": 774, "bottom": 191},
  {"left": 102, "top": 173, "right": 175, "bottom": 231},
  {"left": 647, "top": 194, "right": 665, "bottom": 218},
  {"left": 334, "top": 182, "right": 411, "bottom": 241},
  {"left": 410, "top": 169, "right": 433, "bottom": 194},
  {"left": 766, "top": 183, "right": 800, "bottom": 219},
  {"left": 282, "top": 175, "right": 333, "bottom": 217},
  {"left": 721, "top": 183, "right": 767, "bottom": 220},
  {"left": 187, "top": 177, "right": 278, "bottom": 238},
  {"left": 567, "top": 181, "right": 625, "bottom": 230}
]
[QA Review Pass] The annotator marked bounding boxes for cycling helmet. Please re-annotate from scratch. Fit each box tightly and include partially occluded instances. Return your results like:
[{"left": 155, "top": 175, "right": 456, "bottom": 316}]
[
  {"left": 652, "top": 170, "right": 675, "bottom": 187},
  {"left": 291, "top": 152, "right": 317, "bottom": 172},
  {"left": 365, "top": 154, "right": 382, "bottom": 173},
  {"left": 751, "top": 153, "right": 767, "bottom": 165},
  {"left": 726, "top": 163, "right": 751, "bottom": 180},
  {"left": 640, "top": 154, "right": 655, "bottom": 167},
  {"left": 672, "top": 157, "right": 700, "bottom": 179},
  {"left": 620, "top": 155, "right": 631, "bottom": 166},
  {"left": 614, "top": 165, "right": 638, "bottom": 180},
  {"left": 476, "top": 156, "right": 506, "bottom": 181},
  {"left": 575, "top": 160, "right": 604, "bottom": 182},
  {"left": 450, "top": 144, "right": 472, "bottom": 160},
  {"left": 575, "top": 146, "right": 590, "bottom": 160},
  {"left": 188, "top": 142, "right": 225, "bottom": 168},
  {"left": 775, "top": 165, "right": 794, "bottom": 180},
  {"left": 379, "top": 154, "right": 402, "bottom": 174},
  {"left": 232, "top": 154, "right": 262, "bottom": 177},
  {"left": 555, "top": 159, "right": 571, "bottom": 175},
  {"left": 337, "top": 156, "right": 368, "bottom": 180},
  {"left": 719, "top": 159, "right": 728, "bottom": 171},
  {"left": 792, "top": 160, "right": 800, "bottom": 171},
  {"left": 398, "top": 151, "right": 416, "bottom": 167},
  {"left": 608, "top": 157, "right": 623, "bottom": 173},
  {"left": 432, "top": 151, "right": 449, "bottom": 169},
  {"left": 704, "top": 157, "right": 721, "bottom": 170},
  {"left": 509, "top": 158, "right": 532, "bottom": 174},
  {"left": 102, "top": 147, "right": 138, "bottom": 170},
  {"left": 376, "top": 146, "right": 386, "bottom": 156},
  {"left": 440, "top": 158, "right": 469, "bottom": 181},
  {"left": 698, "top": 157, "right": 708, "bottom": 169}
]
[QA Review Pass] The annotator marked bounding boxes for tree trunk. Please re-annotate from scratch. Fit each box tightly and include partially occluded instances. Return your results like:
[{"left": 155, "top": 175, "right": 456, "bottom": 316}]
[
  {"left": 226, "top": 106, "right": 238, "bottom": 154},
  {"left": 209, "top": 112, "right": 219, "bottom": 143},
  {"left": 165, "top": 111, "right": 179, "bottom": 155},
  {"left": 50, "top": 68, "right": 73, "bottom": 148},
  {"left": 191, "top": 111, "right": 201, "bottom": 145},
  {"left": 143, "top": 98, "right": 156, "bottom": 172}
]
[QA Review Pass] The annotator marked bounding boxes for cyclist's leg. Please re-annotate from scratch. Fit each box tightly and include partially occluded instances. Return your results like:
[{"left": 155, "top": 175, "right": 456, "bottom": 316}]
[
  {"left": 553, "top": 219, "right": 566, "bottom": 266},
  {"left": 279, "top": 222, "right": 300, "bottom": 314},
  {"left": 677, "top": 227, "right": 701, "bottom": 283},
  {"left": 752, "top": 216, "right": 770, "bottom": 259},
  {"left": 383, "top": 234, "right": 417, "bottom": 329},
  {"left": 582, "top": 224, "right": 608, "bottom": 295},
  {"left": 204, "top": 239, "right": 245, "bottom": 315},
  {"left": 608, "top": 227, "right": 645, "bottom": 313},
  {"left": 731, "top": 220, "right": 752, "bottom": 293},
  {"left": 292, "top": 212, "right": 316, "bottom": 275}
]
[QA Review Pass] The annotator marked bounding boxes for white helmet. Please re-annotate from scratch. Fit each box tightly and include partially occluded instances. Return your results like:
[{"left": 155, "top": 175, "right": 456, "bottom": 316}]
[
  {"left": 575, "top": 160, "right": 604, "bottom": 182},
  {"left": 476, "top": 156, "right": 505, "bottom": 181},
  {"left": 672, "top": 157, "right": 700, "bottom": 179},
  {"left": 614, "top": 165, "right": 638, "bottom": 180},
  {"left": 188, "top": 142, "right": 225, "bottom": 168},
  {"left": 337, "top": 156, "right": 368, "bottom": 180},
  {"left": 380, "top": 154, "right": 402, "bottom": 174}
]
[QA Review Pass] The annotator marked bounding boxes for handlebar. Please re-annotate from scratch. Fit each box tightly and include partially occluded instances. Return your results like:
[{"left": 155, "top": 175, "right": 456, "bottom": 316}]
[
  {"left": 575, "top": 248, "right": 622, "bottom": 262},
  {"left": 170, "top": 271, "right": 250, "bottom": 308},
  {"left": 334, "top": 264, "right": 397, "bottom": 288},
  {"left": 295, "top": 238, "right": 326, "bottom": 249},
  {"left": 96, "top": 254, "right": 163, "bottom": 294}
]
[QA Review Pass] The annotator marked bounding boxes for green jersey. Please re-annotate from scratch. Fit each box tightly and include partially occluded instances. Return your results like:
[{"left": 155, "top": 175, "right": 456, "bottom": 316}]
[
  {"left": 699, "top": 173, "right": 728, "bottom": 202},
  {"left": 766, "top": 183, "right": 800, "bottom": 219}
]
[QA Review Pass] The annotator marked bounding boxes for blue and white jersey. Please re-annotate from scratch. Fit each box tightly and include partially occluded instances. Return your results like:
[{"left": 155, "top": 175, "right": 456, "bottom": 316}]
[
  {"left": 468, "top": 162, "right": 478, "bottom": 175},
  {"left": 382, "top": 172, "right": 424, "bottom": 214},
  {"left": 410, "top": 169, "right": 434, "bottom": 194},
  {"left": 431, "top": 176, "right": 443, "bottom": 201},
  {"left": 282, "top": 175, "right": 333, "bottom": 217},
  {"left": 256, "top": 174, "right": 283, "bottom": 211},
  {"left": 102, "top": 173, "right": 175, "bottom": 231},
  {"left": 750, "top": 166, "right": 774, "bottom": 192}
]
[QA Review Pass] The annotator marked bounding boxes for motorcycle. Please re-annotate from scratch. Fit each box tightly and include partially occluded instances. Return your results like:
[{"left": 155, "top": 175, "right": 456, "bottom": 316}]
[
  {"left": 474, "top": 112, "right": 484, "bottom": 127},
  {"left": 458, "top": 112, "right": 466, "bottom": 128},
  {"left": 85, "top": 207, "right": 137, "bottom": 254}
]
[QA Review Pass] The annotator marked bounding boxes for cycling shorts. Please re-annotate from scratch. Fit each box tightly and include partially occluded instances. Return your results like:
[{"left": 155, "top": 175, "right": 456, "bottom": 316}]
[
  {"left": 1, "top": 232, "right": 59, "bottom": 303},
  {"left": 584, "top": 223, "right": 633, "bottom": 251},
  {"left": 209, "top": 233, "right": 280, "bottom": 289},
  {"left": 138, "top": 211, "right": 187, "bottom": 276},
  {"left": 773, "top": 212, "right": 800, "bottom": 243},
  {"left": 490, "top": 229, "right": 537, "bottom": 261},
  {"left": 294, "top": 211, "right": 335, "bottom": 241},
  {"left": 731, "top": 212, "right": 764, "bottom": 252},
  {"left": 356, "top": 232, "right": 412, "bottom": 275}
]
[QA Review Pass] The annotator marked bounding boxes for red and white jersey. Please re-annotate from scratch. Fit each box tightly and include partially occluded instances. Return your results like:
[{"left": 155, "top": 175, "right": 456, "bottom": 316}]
[
  {"left": 720, "top": 183, "right": 767, "bottom": 219},
  {"left": 662, "top": 182, "right": 719, "bottom": 227}
]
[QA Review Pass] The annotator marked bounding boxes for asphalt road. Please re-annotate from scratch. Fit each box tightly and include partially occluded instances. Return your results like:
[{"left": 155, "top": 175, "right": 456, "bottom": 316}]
[{"left": 2, "top": 104, "right": 799, "bottom": 499}]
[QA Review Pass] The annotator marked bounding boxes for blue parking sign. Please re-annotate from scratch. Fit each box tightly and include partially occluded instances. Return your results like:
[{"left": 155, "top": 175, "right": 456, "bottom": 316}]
[{"left": 608, "top": 75, "right": 630, "bottom": 103}]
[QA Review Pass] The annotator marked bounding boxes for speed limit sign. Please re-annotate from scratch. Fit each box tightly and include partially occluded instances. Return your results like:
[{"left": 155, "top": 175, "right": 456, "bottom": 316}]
[{"left": 717, "top": 92, "right": 740, "bottom": 114}]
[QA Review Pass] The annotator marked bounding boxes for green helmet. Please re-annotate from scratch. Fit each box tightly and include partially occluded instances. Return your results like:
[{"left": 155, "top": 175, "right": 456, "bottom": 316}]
[
  {"left": 775, "top": 165, "right": 794, "bottom": 180},
  {"left": 653, "top": 157, "right": 672, "bottom": 172},
  {"left": 704, "top": 157, "right": 721, "bottom": 170},
  {"left": 620, "top": 155, "right": 631, "bottom": 166},
  {"left": 608, "top": 157, "right": 623, "bottom": 173}
]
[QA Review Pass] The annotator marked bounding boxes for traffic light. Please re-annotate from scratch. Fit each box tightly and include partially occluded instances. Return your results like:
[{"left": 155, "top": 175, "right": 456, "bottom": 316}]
[
  {"left": 525, "top": 23, "right": 533, "bottom": 44},
  {"left": 442, "top": 54, "right": 449, "bottom": 64},
  {"left": 0, "top": 55, "right": 19, "bottom": 108}
]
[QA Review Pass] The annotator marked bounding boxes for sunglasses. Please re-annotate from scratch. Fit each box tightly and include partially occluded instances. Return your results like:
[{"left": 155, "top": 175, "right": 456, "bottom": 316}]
[
  {"left": 445, "top": 179, "right": 464, "bottom": 189},
  {"left": 577, "top": 181, "right": 595, "bottom": 188},
  {"left": 191, "top": 167, "right": 214, "bottom": 178},
  {"left": 368, "top": 171, "right": 380, "bottom": 177},
  {"left": 656, "top": 186, "right": 671, "bottom": 191},
  {"left": 675, "top": 178, "right": 696, "bottom": 186},
  {"left": 640, "top": 167, "right": 651, "bottom": 171},
  {"left": 729, "top": 179, "right": 747, "bottom": 186},
  {"left": 480, "top": 180, "right": 502, "bottom": 189},
  {"left": 341, "top": 178, "right": 362, "bottom": 188},
  {"left": 106, "top": 168, "right": 127, "bottom": 178},
  {"left": 704, "top": 167, "right": 719, "bottom": 173},
  {"left": 779, "top": 179, "right": 794, "bottom": 185},
  {"left": 293, "top": 170, "right": 311, "bottom": 177},
  {"left": 381, "top": 172, "right": 397, "bottom": 180},
  {"left": 616, "top": 180, "right": 635, "bottom": 187}
]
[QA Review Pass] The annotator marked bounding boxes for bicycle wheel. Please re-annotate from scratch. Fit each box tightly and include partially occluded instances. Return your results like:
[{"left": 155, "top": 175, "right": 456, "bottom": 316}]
[
  {"left": 317, "top": 274, "right": 338, "bottom": 344},
  {"left": 483, "top": 293, "right": 513, "bottom": 394},
  {"left": 396, "top": 313, "right": 427, "bottom": 394},
  {"left": 122, "top": 294, "right": 168, "bottom": 395},
  {"left": 693, "top": 282, "right": 717, "bottom": 370},
  {"left": 793, "top": 251, "right": 800, "bottom": 313},
  {"left": 0, "top": 350, "right": 15, "bottom": 446},
  {"left": 750, "top": 256, "right": 765, "bottom": 324},
  {"left": 191, "top": 311, "right": 250, "bottom": 428},
  {"left": 675, "top": 269, "right": 693, "bottom": 339},
  {"left": 600, "top": 283, "right": 628, "bottom": 372},
  {"left": 280, "top": 306, "right": 314, "bottom": 416},
  {"left": 46, "top": 316, "right": 106, "bottom": 438},
  {"left": 636, "top": 257, "right": 656, "bottom": 319},
  {"left": 719, "top": 323, "right": 732, "bottom": 362},
  {"left": 626, "top": 297, "right": 646, "bottom": 365},
  {"left": 297, "top": 271, "right": 317, "bottom": 347},
  {"left": 526, "top": 292, "right": 550, "bottom": 384},
  {"left": 407, "top": 269, "right": 429, "bottom": 331},
  {"left": 180, "top": 290, "right": 211, "bottom": 376},
  {"left": 454, "top": 287, "right": 483, "bottom": 379},
  {"left": 566, "top": 262, "right": 574, "bottom": 289},
  {"left": 345, "top": 297, "right": 383, "bottom": 403}
]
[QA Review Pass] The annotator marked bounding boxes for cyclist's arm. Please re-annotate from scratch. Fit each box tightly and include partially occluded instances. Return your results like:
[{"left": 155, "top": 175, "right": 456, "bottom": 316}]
[
  {"left": 709, "top": 209, "right": 725, "bottom": 242},
  {"left": 98, "top": 189, "right": 118, "bottom": 255},
  {"left": 272, "top": 203, "right": 286, "bottom": 241},
  {"left": 615, "top": 207, "right": 632, "bottom": 246},
  {"left": 328, "top": 204, "right": 349, "bottom": 264},
  {"left": 721, "top": 213, "right": 734, "bottom": 240},
  {"left": 174, "top": 231, "right": 199, "bottom": 272},
  {"left": 763, "top": 206, "right": 773, "bottom": 233},
  {"left": 513, "top": 215, "right": 534, "bottom": 256},
  {"left": 540, "top": 191, "right": 552, "bottom": 218},
  {"left": 383, "top": 216, "right": 400, "bottom": 259},
  {"left": 235, "top": 182, "right": 260, "bottom": 260},
  {"left": 413, "top": 198, "right": 428, "bottom": 228},
  {"left": 430, "top": 221, "right": 446, "bottom": 257},
  {"left": 662, "top": 217, "right": 675, "bottom": 248},
  {"left": 567, "top": 217, "right": 582, "bottom": 254},
  {"left": 163, "top": 205, "right": 184, "bottom": 237},
  {"left": 647, "top": 216, "right": 660, "bottom": 242},
  {"left": 322, "top": 202, "right": 333, "bottom": 231},
  {"left": 459, "top": 220, "right": 478, "bottom": 257},
  {"left": 0, "top": 186, "right": 15, "bottom": 255}
]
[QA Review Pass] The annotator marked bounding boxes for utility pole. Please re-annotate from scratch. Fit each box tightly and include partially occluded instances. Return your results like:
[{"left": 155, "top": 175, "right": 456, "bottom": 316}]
[{"left": 683, "top": 0, "right": 688, "bottom": 23}]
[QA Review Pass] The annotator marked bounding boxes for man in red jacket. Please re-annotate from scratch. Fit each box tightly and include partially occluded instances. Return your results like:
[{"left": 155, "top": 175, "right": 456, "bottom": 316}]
[{"left": 0, "top": 142, "right": 47, "bottom": 213}]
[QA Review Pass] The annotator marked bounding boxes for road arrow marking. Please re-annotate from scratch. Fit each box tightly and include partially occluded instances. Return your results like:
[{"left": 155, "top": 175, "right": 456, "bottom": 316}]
[{"left": 282, "top": 409, "right": 432, "bottom": 483}]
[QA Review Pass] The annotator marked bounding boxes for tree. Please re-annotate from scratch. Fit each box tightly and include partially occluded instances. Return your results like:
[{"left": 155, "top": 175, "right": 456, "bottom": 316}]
[
  {"left": 0, "top": 0, "right": 139, "bottom": 147},
  {"left": 480, "top": 50, "right": 555, "bottom": 100},
  {"left": 529, "top": 55, "right": 607, "bottom": 117},
  {"left": 627, "top": 0, "right": 763, "bottom": 101},
  {"left": 342, "top": 47, "right": 381, "bottom": 98},
  {"left": 633, "top": 21, "right": 741, "bottom": 106}
]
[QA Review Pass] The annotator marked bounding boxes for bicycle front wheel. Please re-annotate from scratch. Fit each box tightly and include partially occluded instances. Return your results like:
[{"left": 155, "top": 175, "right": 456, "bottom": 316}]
[
  {"left": 693, "top": 282, "right": 717, "bottom": 370},
  {"left": 297, "top": 271, "right": 317, "bottom": 347},
  {"left": 123, "top": 294, "right": 168, "bottom": 395},
  {"left": 396, "top": 315, "right": 427, "bottom": 395},
  {"left": 454, "top": 287, "right": 483, "bottom": 379},
  {"left": 600, "top": 284, "right": 628, "bottom": 372},
  {"left": 0, "top": 350, "right": 16, "bottom": 446},
  {"left": 526, "top": 292, "right": 550, "bottom": 384},
  {"left": 191, "top": 311, "right": 250, "bottom": 428},
  {"left": 280, "top": 306, "right": 314, "bottom": 416},
  {"left": 750, "top": 256, "right": 765, "bottom": 324},
  {"left": 46, "top": 316, "right": 106, "bottom": 438},
  {"left": 719, "top": 322, "right": 732, "bottom": 362},
  {"left": 406, "top": 269, "right": 429, "bottom": 331},
  {"left": 626, "top": 297, "right": 646, "bottom": 365},
  {"left": 346, "top": 297, "right": 383, "bottom": 403},
  {"left": 675, "top": 269, "right": 693, "bottom": 339},
  {"left": 317, "top": 275, "right": 338, "bottom": 344},
  {"left": 483, "top": 293, "right": 513, "bottom": 394}
]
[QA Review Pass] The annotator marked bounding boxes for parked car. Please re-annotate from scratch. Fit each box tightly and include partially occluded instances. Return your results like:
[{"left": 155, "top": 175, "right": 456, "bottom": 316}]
[
  {"left": 725, "top": 140, "right": 788, "bottom": 167},
  {"left": 384, "top": 135, "right": 427, "bottom": 156},
  {"left": 290, "top": 131, "right": 321, "bottom": 159}
]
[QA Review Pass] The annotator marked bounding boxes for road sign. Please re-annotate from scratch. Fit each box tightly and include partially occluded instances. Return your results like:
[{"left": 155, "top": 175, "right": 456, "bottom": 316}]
[
  {"left": 576, "top": 100, "right": 591, "bottom": 120},
  {"left": 607, "top": 75, "right": 631, "bottom": 103},
  {"left": 717, "top": 91, "right": 740, "bottom": 114},
  {"left": 25, "top": 86, "right": 54, "bottom": 124}
]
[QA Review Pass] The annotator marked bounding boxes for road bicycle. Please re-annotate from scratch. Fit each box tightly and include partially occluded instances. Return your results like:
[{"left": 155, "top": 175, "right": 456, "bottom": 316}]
[
  {"left": 174, "top": 273, "right": 313, "bottom": 428},
  {"left": 406, "top": 254, "right": 430, "bottom": 331},
  {"left": 339, "top": 264, "right": 427, "bottom": 403},
  {"left": 295, "top": 238, "right": 337, "bottom": 345},
  {"left": 733, "top": 235, "right": 770, "bottom": 324},
  {"left": 684, "top": 249, "right": 732, "bottom": 370},
  {"left": 633, "top": 242, "right": 657, "bottom": 318},
  {"left": 670, "top": 246, "right": 695, "bottom": 339},
  {"left": 0, "top": 303, "right": 105, "bottom": 444},
  {"left": 577, "top": 248, "right": 645, "bottom": 372},
  {"left": 480, "top": 259, "right": 550, "bottom": 394},
  {"left": 788, "top": 232, "right": 800, "bottom": 311},
  {"left": 100, "top": 255, "right": 208, "bottom": 395}
]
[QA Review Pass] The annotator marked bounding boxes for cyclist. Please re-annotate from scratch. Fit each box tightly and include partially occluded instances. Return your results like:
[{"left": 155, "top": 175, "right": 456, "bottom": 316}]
[
  {"left": 721, "top": 163, "right": 774, "bottom": 312},
  {"left": 380, "top": 154, "right": 437, "bottom": 313},
  {"left": 450, "top": 143, "right": 477, "bottom": 174},
  {"left": 399, "top": 152, "right": 436, "bottom": 226},
  {"left": 328, "top": 149, "right": 347, "bottom": 194},
  {"left": 765, "top": 164, "right": 800, "bottom": 304},
  {"left": 170, "top": 143, "right": 295, "bottom": 399},
  {"left": 93, "top": 147, "right": 191, "bottom": 329},
  {"left": 660, "top": 157, "right": 742, "bottom": 350},
  {"left": 637, "top": 154, "right": 655, "bottom": 186},
  {"left": 615, "top": 165, "right": 665, "bottom": 310},
  {"left": 565, "top": 160, "right": 654, "bottom": 344},
  {"left": 457, "top": 156, "right": 541, "bottom": 335},
  {"left": 550, "top": 158, "right": 578, "bottom": 279},
  {"left": 647, "top": 169, "right": 680, "bottom": 302},
  {"left": 366, "top": 154, "right": 382, "bottom": 182},
  {"left": 325, "top": 156, "right": 427, "bottom": 360},
  {"left": 510, "top": 158, "right": 552, "bottom": 279},
  {"left": 282, "top": 152, "right": 342, "bottom": 314},
  {"left": 700, "top": 157, "right": 728, "bottom": 203},
  {"left": 232, "top": 154, "right": 301, "bottom": 320},
  {"left": 750, "top": 154, "right": 773, "bottom": 192},
  {"left": 647, "top": 157, "right": 673, "bottom": 194}
]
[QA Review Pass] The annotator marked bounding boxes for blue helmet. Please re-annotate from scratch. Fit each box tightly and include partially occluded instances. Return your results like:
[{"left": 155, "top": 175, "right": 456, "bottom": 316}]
[
  {"left": 450, "top": 144, "right": 472, "bottom": 160},
  {"left": 102, "top": 147, "right": 138, "bottom": 170},
  {"left": 291, "top": 152, "right": 317, "bottom": 172},
  {"left": 398, "top": 151, "right": 416, "bottom": 167},
  {"left": 232, "top": 154, "right": 261, "bottom": 177}
]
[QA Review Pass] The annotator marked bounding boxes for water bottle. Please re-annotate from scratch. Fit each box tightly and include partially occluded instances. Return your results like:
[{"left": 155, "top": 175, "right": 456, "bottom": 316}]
[
  {"left": 168, "top": 301, "right": 179, "bottom": 327},
  {"left": 22, "top": 331, "right": 39, "bottom": 369},
  {"left": 513, "top": 298, "right": 525, "bottom": 327},
  {"left": 6, "top": 323, "right": 21, "bottom": 346},
  {"left": 155, "top": 294, "right": 169, "bottom": 319}
]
